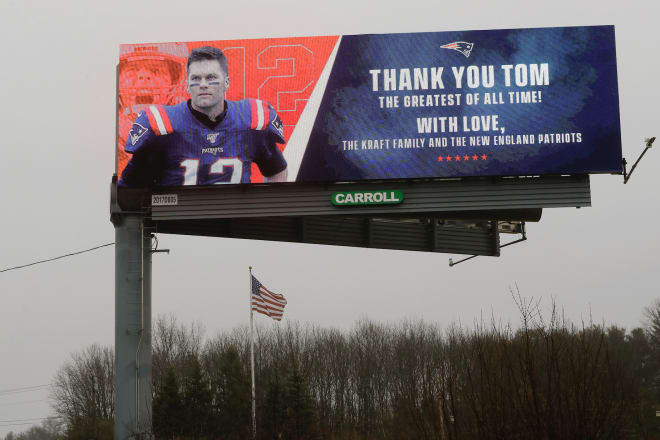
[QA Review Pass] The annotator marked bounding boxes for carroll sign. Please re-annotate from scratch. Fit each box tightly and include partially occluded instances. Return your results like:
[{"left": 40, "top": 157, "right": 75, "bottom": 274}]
[
  {"left": 117, "top": 25, "right": 621, "bottom": 188},
  {"left": 332, "top": 190, "right": 404, "bottom": 206}
]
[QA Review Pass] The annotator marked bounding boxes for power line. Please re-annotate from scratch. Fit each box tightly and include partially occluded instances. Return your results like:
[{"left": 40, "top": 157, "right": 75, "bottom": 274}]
[
  {"left": 0, "top": 243, "right": 114, "bottom": 274},
  {"left": 0, "top": 385, "right": 51, "bottom": 397},
  {"left": 0, "top": 385, "right": 50, "bottom": 394},
  {"left": 0, "top": 417, "right": 60, "bottom": 424},
  {"left": 0, "top": 416, "right": 61, "bottom": 428},
  {"left": 0, "top": 399, "right": 48, "bottom": 407}
]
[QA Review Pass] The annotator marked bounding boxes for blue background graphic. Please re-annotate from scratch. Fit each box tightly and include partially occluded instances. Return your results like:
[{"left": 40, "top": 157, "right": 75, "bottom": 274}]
[{"left": 297, "top": 26, "right": 621, "bottom": 182}]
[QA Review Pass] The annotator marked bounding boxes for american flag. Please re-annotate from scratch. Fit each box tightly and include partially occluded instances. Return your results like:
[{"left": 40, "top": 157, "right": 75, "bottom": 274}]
[{"left": 251, "top": 275, "right": 287, "bottom": 321}]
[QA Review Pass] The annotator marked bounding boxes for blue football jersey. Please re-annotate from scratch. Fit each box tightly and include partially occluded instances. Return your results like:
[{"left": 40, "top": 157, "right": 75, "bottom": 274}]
[{"left": 119, "top": 99, "right": 287, "bottom": 187}]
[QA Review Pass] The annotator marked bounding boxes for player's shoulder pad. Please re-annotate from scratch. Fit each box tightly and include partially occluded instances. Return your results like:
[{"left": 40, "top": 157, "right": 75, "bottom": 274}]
[
  {"left": 124, "top": 104, "right": 177, "bottom": 154},
  {"left": 246, "top": 98, "right": 285, "bottom": 143},
  {"left": 143, "top": 104, "right": 175, "bottom": 136}
]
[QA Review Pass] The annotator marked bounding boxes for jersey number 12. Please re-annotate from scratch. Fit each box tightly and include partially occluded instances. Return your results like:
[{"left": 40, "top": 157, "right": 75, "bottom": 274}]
[{"left": 180, "top": 158, "right": 243, "bottom": 185}]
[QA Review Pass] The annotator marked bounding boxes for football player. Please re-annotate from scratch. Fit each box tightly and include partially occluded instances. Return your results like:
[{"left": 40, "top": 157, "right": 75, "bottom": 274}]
[{"left": 119, "top": 46, "right": 288, "bottom": 187}]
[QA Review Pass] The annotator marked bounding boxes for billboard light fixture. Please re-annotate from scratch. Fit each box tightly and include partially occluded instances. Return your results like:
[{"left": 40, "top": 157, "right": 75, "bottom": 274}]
[
  {"left": 623, "top": 136, "right": 656, "bottom": 184},
  {"left": 449, "top": 223, "right": 527, "bottom": 267},
  {"left": 149, "top": 234, "right": 170, "bottom": 255}
]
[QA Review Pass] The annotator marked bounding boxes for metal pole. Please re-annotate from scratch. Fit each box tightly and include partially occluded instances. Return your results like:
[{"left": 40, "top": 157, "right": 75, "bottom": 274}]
[
  {"left": 249, "top": 267, "right": 256, "bottom": 440},
  {"left": 138, "top": 228, "right": 152, "bottom": 437},
  {"left": 114, "top": 214, "right": 152, "bottom": 440}
]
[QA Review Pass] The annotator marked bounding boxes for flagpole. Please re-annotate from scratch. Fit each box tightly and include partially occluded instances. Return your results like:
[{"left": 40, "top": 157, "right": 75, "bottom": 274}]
[{"left": 249, "top": 266, "right": 256, "bottom": 440}]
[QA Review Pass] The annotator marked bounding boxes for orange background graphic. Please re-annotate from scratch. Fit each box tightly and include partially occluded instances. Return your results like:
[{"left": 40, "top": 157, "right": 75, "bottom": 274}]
[{"left": 117, "top": 36, "right": 338, "bottom": 182}]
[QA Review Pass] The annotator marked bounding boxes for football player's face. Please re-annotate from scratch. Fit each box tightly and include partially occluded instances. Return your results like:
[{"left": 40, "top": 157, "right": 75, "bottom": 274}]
[
  {"left": 187, "top": 60, "right": 229, "bottom": 114},
  {"left": 120, "top": 64, "right": 173, "bottom": 107}
]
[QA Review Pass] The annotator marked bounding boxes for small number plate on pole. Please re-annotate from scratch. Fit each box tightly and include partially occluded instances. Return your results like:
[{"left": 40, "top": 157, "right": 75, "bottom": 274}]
[{"left": 151, "top": 194, "right": 178, "bottom": 206}]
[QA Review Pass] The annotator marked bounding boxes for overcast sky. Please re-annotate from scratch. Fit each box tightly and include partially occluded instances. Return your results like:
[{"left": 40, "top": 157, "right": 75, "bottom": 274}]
[{"left": 1, "top": 0, "right": 658, "bottom": 435}]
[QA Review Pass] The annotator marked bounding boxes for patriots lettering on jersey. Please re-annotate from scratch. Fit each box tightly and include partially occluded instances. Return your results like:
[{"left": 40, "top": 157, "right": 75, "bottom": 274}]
[
  {"left": 271, "top": 115, "right": 284, "bottom": 138},
  {"left": 129, "top": 122, "right": 149, "bottom": 146},
  {"left": 201, "top": 147, "right": 224, "bottom": 154}
]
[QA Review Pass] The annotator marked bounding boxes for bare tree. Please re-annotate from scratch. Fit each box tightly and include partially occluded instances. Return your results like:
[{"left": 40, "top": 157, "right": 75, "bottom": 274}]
[
  {"left": 3, "top": 418, "right": 64, "bottom": 440},
  {"left": 152, "top": 314, "right": 205, "bottom": 395},
  {"left": 47, "top": 297, "right": 658, "bottom": 440},
  {"left": 50, "top": 344, "right": 114, "bottom": 440}
]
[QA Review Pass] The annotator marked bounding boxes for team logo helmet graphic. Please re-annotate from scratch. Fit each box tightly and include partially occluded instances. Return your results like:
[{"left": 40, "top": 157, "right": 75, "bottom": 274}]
[
  {"left": 206, "top": 133, "right": 220, "bottom": 143},
  {"left": 440, "top": 41, "right": 474, "bottom": 58}
]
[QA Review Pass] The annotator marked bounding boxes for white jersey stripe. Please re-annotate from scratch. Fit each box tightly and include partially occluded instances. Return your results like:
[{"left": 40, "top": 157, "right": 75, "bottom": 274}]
[
  {"left": 149, "top": 105, "right": 168, "bottom": 135},
  {"left": 255, "top": 99, "right": 265, "bottom": 130}
]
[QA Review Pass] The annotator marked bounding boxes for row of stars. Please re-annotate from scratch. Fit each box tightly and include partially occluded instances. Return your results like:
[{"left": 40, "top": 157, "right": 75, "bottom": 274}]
[{"left": 437, "top": 154, "right": 488, "bottom": 162}]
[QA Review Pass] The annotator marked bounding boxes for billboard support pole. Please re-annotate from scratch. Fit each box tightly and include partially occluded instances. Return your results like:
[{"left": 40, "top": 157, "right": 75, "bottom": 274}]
[{"left": 113, "top": 212, "right": 152, "bottom": 440}]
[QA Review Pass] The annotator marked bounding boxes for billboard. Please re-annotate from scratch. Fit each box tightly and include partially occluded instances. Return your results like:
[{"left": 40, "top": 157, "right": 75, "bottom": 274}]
[{"left": 116, "top": 26, "right": 621, "bottom": 188}]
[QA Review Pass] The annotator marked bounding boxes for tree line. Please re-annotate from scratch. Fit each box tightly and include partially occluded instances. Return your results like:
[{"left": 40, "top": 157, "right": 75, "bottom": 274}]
[{"left": 8, "top": 297, "right": 660, "bottom": 440}]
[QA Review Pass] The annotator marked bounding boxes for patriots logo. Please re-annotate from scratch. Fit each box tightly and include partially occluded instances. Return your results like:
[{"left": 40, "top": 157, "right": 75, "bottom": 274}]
[
  {"left": 207, "top": 132, "right": 220, "bottom": 143},
  {"left": 129, "top": 122, "right": 148, "bottom": 146},
  {"left": 271, "top": 115, "right": 284, "bottom": 137},
  {"left": 440, "top": 41, "right": 474, "bottom": 58}
]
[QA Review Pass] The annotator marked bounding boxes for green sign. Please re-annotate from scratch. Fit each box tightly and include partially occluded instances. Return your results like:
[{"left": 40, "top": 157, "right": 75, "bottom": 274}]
[{"left": 331, "top": 190, "right": 404, "bottom": 206}]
